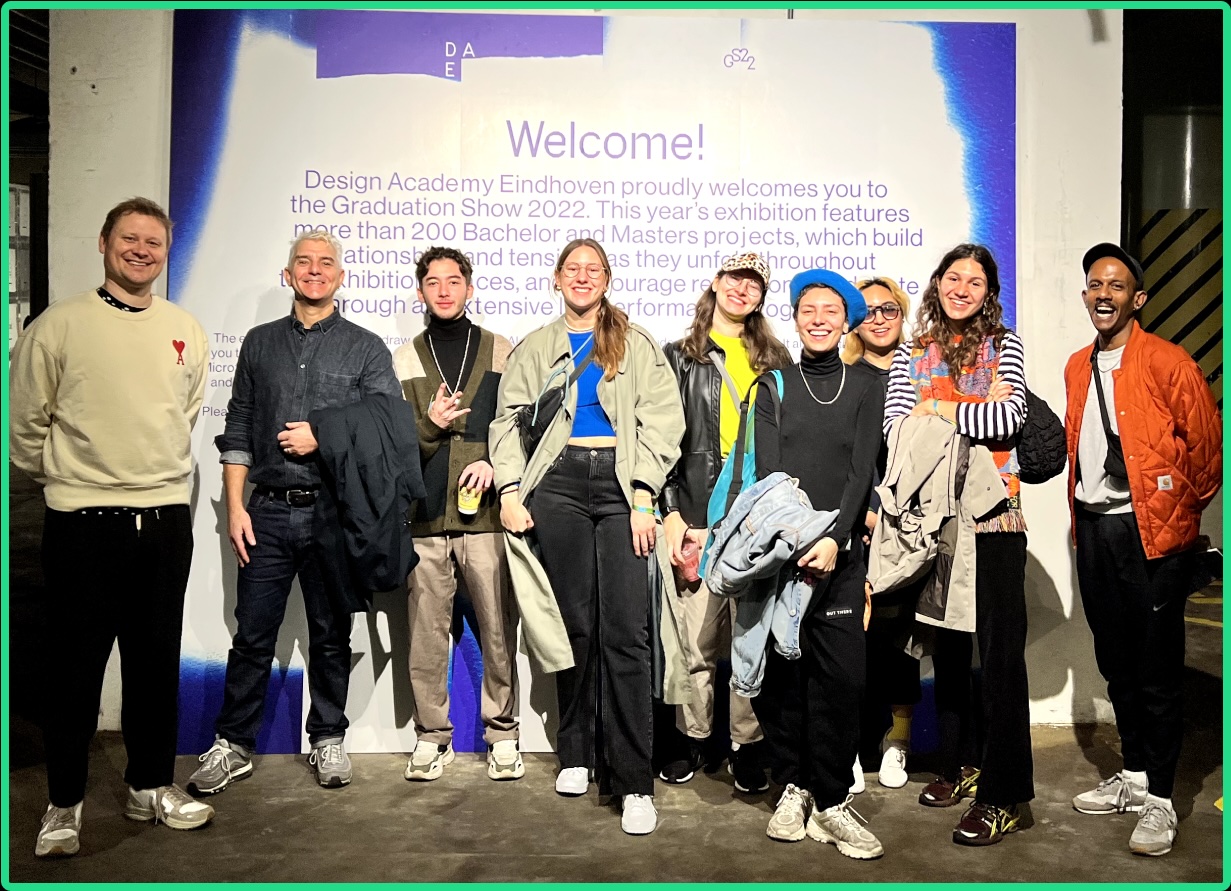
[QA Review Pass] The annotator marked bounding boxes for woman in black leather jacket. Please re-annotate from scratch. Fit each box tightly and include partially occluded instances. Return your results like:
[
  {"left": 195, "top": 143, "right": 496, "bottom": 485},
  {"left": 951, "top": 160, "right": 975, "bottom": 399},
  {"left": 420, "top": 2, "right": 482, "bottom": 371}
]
[{"left": 657, "top": 252, "right": 791, "bottom": 792}]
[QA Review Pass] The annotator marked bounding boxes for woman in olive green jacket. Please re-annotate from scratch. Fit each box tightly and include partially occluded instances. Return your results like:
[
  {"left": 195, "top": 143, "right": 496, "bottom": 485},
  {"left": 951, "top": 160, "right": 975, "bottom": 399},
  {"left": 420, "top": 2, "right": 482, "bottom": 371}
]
[{"left": 489, "top": 238, "right": 685, "bottom": 835}]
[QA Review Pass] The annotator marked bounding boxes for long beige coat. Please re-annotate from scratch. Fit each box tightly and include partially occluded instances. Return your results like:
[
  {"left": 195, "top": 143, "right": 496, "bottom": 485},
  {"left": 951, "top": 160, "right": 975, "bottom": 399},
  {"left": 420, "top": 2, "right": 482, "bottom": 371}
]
[{"left": 489, "top": 317, "right": 691, "bottom": 703}]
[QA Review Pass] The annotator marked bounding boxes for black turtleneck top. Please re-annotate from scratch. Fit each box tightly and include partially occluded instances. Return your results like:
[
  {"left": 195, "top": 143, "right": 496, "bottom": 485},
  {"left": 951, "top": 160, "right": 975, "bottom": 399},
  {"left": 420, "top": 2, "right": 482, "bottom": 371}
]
[
  {"left": 423, "top": 313, "right": 478, "bottom": 393},
  {"left": 754, "top": 347, "right": 885, "bottom": 548}
]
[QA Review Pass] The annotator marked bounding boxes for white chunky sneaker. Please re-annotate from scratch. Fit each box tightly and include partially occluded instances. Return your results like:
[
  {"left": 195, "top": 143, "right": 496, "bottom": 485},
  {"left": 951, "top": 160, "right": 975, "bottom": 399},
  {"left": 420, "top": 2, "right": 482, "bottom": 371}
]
[
  {"left": 767, "top": 783, "right": 813, "bottom": 842},
  {"left": 555, "top": 766, "right": 589, "bottom": 796},
  {"left": 488, "top": 739, "right": 525, "bottom": 781},
  {"left": 404, "top": 740, "right": 454, "bottom": 782},
  {"left": 807, "top": 794, "right": 885, "bottom": 860},
  {"left": 621, "top": 794, "right": 658, "bottom": 835},
  {"left": 35, "top": 802, "right": 83, "bottom": 858}
]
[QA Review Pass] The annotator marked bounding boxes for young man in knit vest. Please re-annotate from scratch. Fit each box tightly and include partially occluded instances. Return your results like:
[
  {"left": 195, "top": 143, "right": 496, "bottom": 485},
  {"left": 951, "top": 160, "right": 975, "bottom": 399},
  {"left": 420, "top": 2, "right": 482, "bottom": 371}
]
[
  {"left": 394, "top": 246, "right": 522, "bottom": 782},
  {"left": 1065, "top": 243, "right": 1222, "bottom": 856},
  {"left": 11, "top": 197, "right": 214, "bottom": 858}
]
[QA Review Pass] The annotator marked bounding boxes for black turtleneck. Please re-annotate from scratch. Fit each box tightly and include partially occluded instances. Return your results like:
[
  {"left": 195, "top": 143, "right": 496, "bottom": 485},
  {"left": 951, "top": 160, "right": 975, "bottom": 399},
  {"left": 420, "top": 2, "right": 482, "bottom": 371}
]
[
  {"left": 754, "top": 347, "right": 885, "bottom": 548},
  {"left": 424, "top": 313, "right": 478, "bottom": 393}
]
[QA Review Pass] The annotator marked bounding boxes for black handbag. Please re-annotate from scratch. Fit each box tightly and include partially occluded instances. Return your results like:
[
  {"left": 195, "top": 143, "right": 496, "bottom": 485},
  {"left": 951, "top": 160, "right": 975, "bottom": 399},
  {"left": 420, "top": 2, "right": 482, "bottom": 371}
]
[
  {"left": 1016, "top": 387, "right": 1067, "bottom": 484},
  {"left": 517, "top": 349, "right": 594, "bottom": 460},
  {"left": 1089, "top": 344, "right": 1129, "bottom": 480}
]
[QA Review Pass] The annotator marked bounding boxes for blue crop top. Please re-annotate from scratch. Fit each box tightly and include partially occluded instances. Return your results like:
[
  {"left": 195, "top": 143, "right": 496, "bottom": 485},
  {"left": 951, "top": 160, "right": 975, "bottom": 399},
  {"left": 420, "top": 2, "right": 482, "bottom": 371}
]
[{"left": 568, "top": 332, "right": 615, "bottom": 437}]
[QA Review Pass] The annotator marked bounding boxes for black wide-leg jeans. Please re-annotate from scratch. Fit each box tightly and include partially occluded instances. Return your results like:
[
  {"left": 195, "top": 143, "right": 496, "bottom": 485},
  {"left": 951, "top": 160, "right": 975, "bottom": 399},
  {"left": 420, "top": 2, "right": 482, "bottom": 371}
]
[{"left": 530, "top": 446, "right": 654, "bottom": 797}]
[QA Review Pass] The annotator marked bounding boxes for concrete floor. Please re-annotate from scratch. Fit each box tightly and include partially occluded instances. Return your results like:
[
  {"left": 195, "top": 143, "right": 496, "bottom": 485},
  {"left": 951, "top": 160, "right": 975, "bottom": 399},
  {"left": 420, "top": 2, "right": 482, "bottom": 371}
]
[{"left": 5, "top": 466, "right": 1225, "bottom": 882}]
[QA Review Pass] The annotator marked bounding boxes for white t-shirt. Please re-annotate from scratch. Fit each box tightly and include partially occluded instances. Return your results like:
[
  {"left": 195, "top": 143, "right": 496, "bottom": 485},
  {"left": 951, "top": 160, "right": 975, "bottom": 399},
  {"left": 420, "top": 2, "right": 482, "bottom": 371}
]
[{"left": 1075, "top": 344, "right": 1133, "bottom": 513}]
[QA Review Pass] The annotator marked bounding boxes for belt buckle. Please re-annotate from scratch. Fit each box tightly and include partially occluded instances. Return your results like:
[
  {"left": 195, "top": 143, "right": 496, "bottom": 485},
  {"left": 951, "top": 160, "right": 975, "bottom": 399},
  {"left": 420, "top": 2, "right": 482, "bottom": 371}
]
[{"left": 286, "top": 489, "right": 316, "bottom": 507}]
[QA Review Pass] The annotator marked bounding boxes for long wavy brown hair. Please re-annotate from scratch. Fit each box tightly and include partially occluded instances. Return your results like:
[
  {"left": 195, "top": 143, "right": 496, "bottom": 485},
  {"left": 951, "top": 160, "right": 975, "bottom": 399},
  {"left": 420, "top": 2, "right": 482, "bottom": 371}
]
[
  {"left": 915, "top": 243, "right": 1011, "bottom": 369},
  {"left": 554, "top": 238, "right": 627, "bottom": 381},
  {"left": 679, "top": 278, "right": 792, "bottom": 373}
]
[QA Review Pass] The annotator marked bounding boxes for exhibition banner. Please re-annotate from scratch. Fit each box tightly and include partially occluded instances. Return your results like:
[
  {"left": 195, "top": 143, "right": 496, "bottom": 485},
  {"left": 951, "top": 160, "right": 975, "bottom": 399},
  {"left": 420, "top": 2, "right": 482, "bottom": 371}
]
[{"left": 169, "top": 9, "right": 1015, "bottom": 754}]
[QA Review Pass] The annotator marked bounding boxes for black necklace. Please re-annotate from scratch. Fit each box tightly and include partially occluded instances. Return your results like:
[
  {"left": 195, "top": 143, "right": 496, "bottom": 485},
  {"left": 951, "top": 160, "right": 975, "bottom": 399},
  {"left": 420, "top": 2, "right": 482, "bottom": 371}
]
[{"left": 97, "top": 286, "right": 146, "bottom": 313}]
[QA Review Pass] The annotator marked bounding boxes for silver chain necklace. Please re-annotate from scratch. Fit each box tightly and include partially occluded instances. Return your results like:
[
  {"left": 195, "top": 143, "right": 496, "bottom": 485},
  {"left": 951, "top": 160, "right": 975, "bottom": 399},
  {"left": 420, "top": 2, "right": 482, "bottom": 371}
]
[
  {"left": 798, "top": 359, "right": 846, "bottom": 405},
  {"left": 426, "top": 327, "right": 473, "bottom": 396}
]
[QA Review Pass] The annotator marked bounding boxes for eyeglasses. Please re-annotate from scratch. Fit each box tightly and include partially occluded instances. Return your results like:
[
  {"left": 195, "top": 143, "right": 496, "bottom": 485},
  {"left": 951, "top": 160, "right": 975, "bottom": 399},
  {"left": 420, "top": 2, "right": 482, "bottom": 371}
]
[
  {"left": 562, "top": 263, "right": 606, "bottom": 279},
  {"left": 722, "top": 272, "right": 764, "bottom": 298},
  {"left": 863, "top": 304, "right": 902, "bottom": 322}
]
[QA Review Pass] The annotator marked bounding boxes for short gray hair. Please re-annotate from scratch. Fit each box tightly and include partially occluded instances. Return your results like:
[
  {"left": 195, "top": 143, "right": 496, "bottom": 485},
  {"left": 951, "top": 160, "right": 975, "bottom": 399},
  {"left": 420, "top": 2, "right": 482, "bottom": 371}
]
[{"left": 286, "top": 228, "right": 343, "bottom": 269}]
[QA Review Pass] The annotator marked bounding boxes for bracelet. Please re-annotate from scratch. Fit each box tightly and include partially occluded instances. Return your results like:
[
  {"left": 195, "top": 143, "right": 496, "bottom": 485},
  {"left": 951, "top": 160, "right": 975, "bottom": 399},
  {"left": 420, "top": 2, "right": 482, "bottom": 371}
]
[
  {"left": 633, "top": 505, "right": 656, "bottom": 515},
  {"left": 932, "top": 398, "right": 940, "bottom": 415}
]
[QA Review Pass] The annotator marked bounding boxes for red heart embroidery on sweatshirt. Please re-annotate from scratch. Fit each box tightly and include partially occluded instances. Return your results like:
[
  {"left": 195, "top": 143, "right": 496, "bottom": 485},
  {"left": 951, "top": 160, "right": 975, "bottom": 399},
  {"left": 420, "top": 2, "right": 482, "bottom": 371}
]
[{"left": 173, "top": 339, "right": 186, "bottom": 365}]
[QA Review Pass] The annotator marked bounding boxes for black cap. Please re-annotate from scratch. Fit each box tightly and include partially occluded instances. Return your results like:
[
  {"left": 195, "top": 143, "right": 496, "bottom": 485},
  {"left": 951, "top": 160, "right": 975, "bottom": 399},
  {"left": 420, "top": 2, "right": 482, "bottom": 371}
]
[{"left": 1082, "top": 243, "right": 1146, "bottom": 292}]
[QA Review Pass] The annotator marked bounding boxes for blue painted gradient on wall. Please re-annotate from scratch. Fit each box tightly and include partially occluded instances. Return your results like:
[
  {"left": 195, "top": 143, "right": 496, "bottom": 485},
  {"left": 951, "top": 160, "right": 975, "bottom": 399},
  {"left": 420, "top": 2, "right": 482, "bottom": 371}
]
[
  {"left": 447, "top": 621, "right": 486, "bottom": 753},
  {"left": 178, "top": 656, "right": 304, "bottom": 754},
  {"left": 917, "top": 22, "right": 1018, "bottom": 329}
]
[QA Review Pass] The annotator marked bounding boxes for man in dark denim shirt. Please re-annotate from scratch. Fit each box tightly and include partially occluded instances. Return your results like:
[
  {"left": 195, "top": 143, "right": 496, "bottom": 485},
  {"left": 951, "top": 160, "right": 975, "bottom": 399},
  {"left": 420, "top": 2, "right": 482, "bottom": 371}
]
[{"left": 188, "top": 228, "right": 399, "bottom": 797}]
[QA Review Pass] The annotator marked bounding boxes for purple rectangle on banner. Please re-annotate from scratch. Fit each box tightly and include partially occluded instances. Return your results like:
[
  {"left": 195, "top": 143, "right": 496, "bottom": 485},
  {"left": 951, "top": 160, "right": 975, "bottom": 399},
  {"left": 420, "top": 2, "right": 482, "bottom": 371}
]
[{"left": 316, "top": 11, "right": 604, "bottom": 81}]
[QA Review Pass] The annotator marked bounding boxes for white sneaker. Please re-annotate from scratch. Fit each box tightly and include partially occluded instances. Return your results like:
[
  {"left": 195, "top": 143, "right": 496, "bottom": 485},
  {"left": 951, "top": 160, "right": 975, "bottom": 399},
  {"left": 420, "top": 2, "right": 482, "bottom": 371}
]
[
  {"left": 1130, "top": 799, "right": 1177, "bottom": 856},
  {"left": 405, "top": 740, "right": 455, "bottom": 781},
  {"left": 555, "top": 766, "right": 590, "bottom": 796},
  {"left": 807, "top": 794, "right": 885, "bottom": 860},
  {"left": 35, "top": 802, "right": 82, "bottom": 858},
  {"left": 850, "top": 755, "right": 865, "bottom": 794},
  {"left": 767, "top": 783, "right": 813, "bottom": 841},
  {"left": 621, "top": 794, "right": 658, "bottom": 835},
  {"left": 878, "top": 743, "right": 909, "bottom": 789},
  {"left": 488, "top": 739, "right": 525, "bottom": 780},
  {"left": 124, "top": 784, "right": 215, "bottom": 830}
]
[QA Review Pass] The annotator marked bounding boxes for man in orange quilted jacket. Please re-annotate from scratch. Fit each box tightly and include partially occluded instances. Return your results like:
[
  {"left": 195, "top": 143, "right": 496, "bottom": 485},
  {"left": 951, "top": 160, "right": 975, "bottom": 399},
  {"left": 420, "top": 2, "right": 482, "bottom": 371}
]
[{"left": 1063, "top": 242, "right": 1222, "bottom": 858}]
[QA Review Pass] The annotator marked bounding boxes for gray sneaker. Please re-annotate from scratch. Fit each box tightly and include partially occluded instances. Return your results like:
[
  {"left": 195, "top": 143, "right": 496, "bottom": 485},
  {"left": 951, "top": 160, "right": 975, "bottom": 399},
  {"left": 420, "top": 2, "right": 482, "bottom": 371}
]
[
  {"left": 1129, "top": 800, "right": 1177, "bottom": 856},
  {"left": 309, "top": 740, "right": 352, "bottom": 788},
  {"left": 767, "top": 784, "right": 813, "bottom": 842},
  {"left": 807, "top": 794, "right": 885, "bottom": 860},
  {"left": 35, "top": 802, "right": 82, "bottom": 858},
  {"left": 188, "top": 738, "right": 253, "bottom": 796},
  {"left": 1072, "top": 772, "right": 1147, "bottom": 815},
  {"left": 124, "top": 784, "right": 215, "bottom": 830}
]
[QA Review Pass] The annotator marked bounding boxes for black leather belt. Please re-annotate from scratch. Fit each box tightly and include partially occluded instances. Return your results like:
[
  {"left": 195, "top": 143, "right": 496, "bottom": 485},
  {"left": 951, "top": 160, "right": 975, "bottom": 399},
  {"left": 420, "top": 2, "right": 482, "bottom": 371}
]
[{"left": 255, "top": 486, "right": 319, "bottom": 507}]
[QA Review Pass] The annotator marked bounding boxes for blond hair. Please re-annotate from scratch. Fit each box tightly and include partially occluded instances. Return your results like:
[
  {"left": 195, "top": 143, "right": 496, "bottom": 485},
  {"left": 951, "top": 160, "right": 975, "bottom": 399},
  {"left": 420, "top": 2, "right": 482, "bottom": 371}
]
[{"left": 843, "top": 277, "right": 911, "bottom": 365}]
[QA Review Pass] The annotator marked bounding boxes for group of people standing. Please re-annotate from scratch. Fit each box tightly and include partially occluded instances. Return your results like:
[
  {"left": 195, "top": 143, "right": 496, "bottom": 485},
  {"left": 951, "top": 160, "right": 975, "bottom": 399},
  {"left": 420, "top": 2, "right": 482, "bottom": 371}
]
[{"left": 11, "top": 198, "right": 1219, "bottom": 865}]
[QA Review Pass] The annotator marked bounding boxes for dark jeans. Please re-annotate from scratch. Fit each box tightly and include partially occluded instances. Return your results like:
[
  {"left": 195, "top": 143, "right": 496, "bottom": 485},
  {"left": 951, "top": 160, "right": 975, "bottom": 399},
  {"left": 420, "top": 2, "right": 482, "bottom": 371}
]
[
  {"left": 42, "top": 505, "right": 193, "bottom": 807},
  {"left": 529, "top": 446, "right": 653, "bottom": 797},
  {"left": 1075, "top": 507, "right": 1191, "bottom": 798},
  {"left": 863, "top": 586, "right": 923, "bottom": 743},
  {"left": 753, "top": 547, "right": 867, "bottom": 811},
  {"left": 215, "top": 491, "right": 351, "bottom": 750},
  {"left": 932, "top": 532, "right": 1034, "bottom": 807}
]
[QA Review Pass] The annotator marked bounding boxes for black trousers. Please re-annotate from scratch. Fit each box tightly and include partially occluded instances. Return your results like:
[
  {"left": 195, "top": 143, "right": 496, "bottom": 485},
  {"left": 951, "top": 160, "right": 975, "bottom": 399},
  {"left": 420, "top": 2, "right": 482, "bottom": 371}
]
[
  {"left": 529, "top": 447, "right": 653, "bottom": 797},
  {"left": 753, "top": 547, "right": 866, "bottom": 811},
  {"left": 1075, "top": 507, "right": 1191, "bottom": 798},
  {"left": 932, "top": 532, "right": 1034, "bottom": 807},
  {"left": 41, "top": 505, "right": 193, "bottom": 807}
]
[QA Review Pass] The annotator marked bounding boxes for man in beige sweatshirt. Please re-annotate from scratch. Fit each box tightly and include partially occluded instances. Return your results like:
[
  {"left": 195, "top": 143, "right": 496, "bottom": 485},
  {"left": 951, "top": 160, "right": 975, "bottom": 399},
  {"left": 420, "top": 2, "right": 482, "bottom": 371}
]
[{"left": 10, "top": 197, "right": 214, "bottom": 858}]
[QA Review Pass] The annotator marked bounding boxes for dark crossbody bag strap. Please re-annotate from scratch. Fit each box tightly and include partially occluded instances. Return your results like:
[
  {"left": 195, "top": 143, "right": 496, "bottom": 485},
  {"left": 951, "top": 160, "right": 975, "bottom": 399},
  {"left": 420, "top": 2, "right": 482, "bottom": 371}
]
[{"left": 1089, "top": 343, "right": 1128, "bottom": 476}]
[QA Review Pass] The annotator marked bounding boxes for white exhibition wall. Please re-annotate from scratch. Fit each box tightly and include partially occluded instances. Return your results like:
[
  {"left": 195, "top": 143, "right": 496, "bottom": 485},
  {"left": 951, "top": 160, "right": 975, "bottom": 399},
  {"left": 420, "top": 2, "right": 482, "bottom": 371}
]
[{"left": 48, "top": 7, "right": 1122, "bottom": 744}]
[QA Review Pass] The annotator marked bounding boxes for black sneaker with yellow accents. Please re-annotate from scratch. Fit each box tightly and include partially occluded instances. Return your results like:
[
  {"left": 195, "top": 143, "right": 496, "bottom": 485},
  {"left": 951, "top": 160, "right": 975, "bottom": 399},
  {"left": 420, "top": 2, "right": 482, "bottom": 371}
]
[{"left": 952, "top": 801, "right": 1021, "bottom": 846}]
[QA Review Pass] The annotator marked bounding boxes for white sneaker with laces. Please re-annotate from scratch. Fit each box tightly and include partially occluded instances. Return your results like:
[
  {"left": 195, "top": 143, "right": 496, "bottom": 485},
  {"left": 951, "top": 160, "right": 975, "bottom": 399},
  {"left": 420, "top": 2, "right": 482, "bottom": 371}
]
[
  {"left": 35, "top": 802, "right": 83, "bottom": 858},
  {"left": 807, "top": 793, "right": 885, "bottom": 860},
  {"left": 124, "top": 784, "right": 215, "bottom": 830},
  {"left": 850, "top": 754, "right": 865, "bottom": 794},
  {"left": 555, "top": 766, "right": 589, "bottom": 796},
  {"left": 621, "top": 794, "right": 658, "bottom": 835},
  {"left": 488, "top": 739, "right": 525, "bottom": 780},
  {"left": 1073, "top": 771, "right": 1148, "bottom": 814},
  {"left": 878, "top": 743, "right": 909, "bottom": 789},
  {"left": 767, "top": 783, "right": 813, "bottom": 841}
]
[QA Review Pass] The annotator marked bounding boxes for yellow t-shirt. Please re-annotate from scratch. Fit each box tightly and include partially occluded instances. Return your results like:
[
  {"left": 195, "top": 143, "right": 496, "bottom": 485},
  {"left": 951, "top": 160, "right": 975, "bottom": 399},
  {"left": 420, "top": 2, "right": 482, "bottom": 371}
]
[{"left": 709, "top": 331, "right": 758, "bottom": 459}]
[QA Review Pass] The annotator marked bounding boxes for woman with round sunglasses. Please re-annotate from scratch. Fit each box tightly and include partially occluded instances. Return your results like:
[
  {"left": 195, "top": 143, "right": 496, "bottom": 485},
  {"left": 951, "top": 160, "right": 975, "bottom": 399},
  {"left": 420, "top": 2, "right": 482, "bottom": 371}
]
[
  {"left": 881, "top": 244, "right": 1033, "bottom": 847},
  {"left": 843, "top": 279, "right": 917, "bottom": 793}
]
